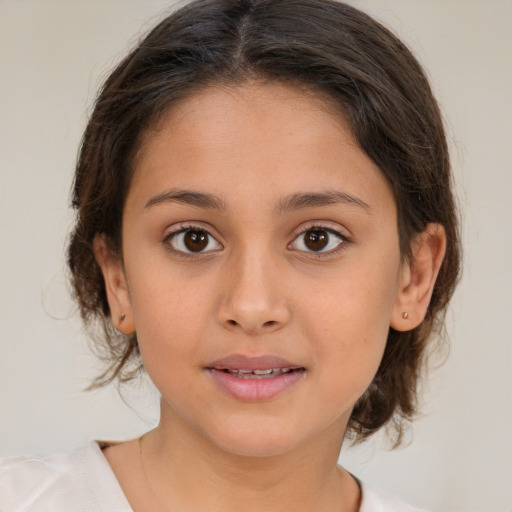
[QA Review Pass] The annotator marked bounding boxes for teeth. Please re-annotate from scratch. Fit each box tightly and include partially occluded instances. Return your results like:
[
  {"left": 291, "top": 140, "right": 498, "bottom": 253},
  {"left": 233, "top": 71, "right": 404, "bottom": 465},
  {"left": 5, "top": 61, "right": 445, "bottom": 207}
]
[{"left": 225, "top": 368, "right": 295, "bottom": 378}]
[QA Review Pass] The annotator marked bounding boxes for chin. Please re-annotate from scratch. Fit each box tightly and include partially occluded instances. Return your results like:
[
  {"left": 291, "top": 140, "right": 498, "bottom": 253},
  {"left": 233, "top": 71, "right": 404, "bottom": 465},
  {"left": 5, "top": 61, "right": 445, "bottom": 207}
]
[
  {"left": 216, "top": 436, "right": 300, "bottom": 459},
  {"left": 203, "top": 418, "right": 310, "bottom": 459}
]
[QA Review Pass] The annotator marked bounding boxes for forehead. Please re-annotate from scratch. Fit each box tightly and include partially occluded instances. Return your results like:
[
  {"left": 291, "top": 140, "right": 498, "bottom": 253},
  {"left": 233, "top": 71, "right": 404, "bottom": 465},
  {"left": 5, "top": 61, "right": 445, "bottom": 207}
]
[{"left": 127, "top": 82, "right": 394, "bottom": 214}]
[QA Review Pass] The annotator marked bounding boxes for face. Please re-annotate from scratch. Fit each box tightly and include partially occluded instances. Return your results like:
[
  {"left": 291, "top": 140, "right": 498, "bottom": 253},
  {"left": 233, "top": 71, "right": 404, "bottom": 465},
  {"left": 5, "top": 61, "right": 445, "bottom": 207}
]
[{"left": 105, "top": 83, "right": 409, "bottom": 457}]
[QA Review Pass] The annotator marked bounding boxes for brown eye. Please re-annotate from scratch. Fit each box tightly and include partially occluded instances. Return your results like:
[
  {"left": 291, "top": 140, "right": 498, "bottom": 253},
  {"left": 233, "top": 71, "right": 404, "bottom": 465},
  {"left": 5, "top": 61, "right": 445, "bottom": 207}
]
[
  {"left": 291, "top": 227, "right": 345, "bottom": 254},
  {"left": 167, "top": 228, "right": 222, "bottom": 255},
  {"left": 303, "top": 230, "right": 329, "bottom": 251},
  {"left": 184, "top": 230, "right": 209, "bottom": 252}
]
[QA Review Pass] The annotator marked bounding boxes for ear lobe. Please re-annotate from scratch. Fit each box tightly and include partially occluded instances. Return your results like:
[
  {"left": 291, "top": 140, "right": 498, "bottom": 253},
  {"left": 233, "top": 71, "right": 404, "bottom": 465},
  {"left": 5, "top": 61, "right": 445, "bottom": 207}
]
[
  {"left": 391, "top": 223, "right": 446, "bottom": 332},
  {"left": 93, "top": 234, "right": 135, "bottom": 334}
]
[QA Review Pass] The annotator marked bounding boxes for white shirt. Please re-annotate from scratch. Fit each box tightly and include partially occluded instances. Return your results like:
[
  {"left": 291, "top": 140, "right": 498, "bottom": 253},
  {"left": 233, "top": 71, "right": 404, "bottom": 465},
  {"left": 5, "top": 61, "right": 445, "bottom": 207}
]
[{"left": 0, "top": 442, "right": 427, "bottom": 512}]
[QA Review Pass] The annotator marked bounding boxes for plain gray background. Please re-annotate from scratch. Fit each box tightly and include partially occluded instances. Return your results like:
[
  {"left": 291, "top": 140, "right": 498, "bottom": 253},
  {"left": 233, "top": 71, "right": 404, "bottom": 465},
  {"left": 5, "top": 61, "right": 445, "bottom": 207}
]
[{"left": 0, "top": 1, "right": 511, "bottom": 510}]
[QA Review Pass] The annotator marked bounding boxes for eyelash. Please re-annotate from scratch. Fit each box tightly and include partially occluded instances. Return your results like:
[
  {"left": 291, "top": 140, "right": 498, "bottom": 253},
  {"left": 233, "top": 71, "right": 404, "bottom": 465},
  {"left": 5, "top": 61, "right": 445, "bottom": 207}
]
[
  {"left": 162, "top": 222, "right": 352, "bottom": 260},
  {"left": 289, "top": 223, "right": 352, "bottom": 258},
  {"left": 162, "top": 223, "right": 220, "bottom": 260}
]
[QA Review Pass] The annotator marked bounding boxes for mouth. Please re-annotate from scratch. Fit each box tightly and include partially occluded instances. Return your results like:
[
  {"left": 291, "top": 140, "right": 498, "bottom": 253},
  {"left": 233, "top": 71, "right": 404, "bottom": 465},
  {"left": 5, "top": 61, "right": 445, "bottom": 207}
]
[
  {"left": 206, "top": 354, "right": 306, "bottom": 402},
  {"left": 207, "top": 353, "right": 304, "bottom": 372},
  {"left": 214, "top": 367, "right": 303, "bottom": 379}
]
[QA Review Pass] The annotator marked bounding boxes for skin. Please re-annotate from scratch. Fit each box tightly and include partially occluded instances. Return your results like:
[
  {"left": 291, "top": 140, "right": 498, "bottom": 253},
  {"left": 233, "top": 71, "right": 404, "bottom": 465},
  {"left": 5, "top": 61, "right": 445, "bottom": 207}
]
[{"left": 95, "top": 82, "right": 446, "bottom": 512}]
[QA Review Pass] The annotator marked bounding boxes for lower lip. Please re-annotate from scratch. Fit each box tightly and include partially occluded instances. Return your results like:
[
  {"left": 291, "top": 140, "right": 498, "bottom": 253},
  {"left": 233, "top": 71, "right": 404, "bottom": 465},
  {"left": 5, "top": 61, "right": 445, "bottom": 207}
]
[{"left": 208, "top": 369, "right": 305, "bottom": 402}]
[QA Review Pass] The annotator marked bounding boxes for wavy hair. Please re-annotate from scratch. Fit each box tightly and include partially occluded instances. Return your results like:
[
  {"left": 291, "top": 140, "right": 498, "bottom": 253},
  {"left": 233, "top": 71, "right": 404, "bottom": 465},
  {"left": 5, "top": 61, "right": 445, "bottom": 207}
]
[{"left": 68, "top": 0, "right": 461, "bottom": 445}]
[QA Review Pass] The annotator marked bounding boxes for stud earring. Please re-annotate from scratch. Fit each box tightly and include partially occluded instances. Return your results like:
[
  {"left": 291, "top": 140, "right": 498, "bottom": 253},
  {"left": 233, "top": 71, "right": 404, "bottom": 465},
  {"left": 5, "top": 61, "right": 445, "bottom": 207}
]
[
  {"left": 119, "top": 314, "right": 126, "bottom": 322},
  {"left": 402, "top": 312, "right": 409, "bottom": 319}
]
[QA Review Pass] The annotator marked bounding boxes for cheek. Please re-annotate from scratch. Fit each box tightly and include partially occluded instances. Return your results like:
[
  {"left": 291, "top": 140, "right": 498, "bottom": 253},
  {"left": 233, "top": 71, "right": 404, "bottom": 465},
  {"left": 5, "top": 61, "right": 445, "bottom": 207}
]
[
  {"left": 297, "top": 252, "right": 400, "bottom": 396},
  {"left": 126, "top": 258, "right": 236, "bottom": 392},
  {"left": 126, "top": 266, "right": 214, "bottom": 379},
  {"left": 300, "top": 254, "right": 399, "bottom": 338}
]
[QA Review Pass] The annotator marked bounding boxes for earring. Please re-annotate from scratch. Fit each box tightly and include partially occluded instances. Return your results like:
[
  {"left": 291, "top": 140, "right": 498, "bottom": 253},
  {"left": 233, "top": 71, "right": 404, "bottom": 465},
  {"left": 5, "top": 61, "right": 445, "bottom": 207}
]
[
  {"left": 119, "top": 314, "right": 126, "bottom": 322},
  {"left": 402, "top": 312, "right": 409, "bottom": 319}
]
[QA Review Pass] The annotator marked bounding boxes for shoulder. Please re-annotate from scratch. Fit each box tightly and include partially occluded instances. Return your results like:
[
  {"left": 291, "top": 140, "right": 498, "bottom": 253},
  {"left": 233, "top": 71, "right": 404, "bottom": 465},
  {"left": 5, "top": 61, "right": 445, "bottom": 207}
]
[
  {"left": 360, "top": 481, "right": 429, "bottom": 512},
  {"left": 0, "top": 442, "right": 132, "bottom": 512}
]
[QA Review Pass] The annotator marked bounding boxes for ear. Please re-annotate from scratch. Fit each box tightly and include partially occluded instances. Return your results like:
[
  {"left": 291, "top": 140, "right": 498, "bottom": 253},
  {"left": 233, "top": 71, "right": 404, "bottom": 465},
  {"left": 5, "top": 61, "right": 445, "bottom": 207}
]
[
  {"left": 93, "top": 234, "right": 135, "bottom": 335},
  {"left": 390, "top": 223, "right": 446, "bottom": 332}
]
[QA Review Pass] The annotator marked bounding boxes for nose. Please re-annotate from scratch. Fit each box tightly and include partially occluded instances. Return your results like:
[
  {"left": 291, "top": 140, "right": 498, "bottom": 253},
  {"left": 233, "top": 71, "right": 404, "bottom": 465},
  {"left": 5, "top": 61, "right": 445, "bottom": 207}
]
[{"left": 217, "top": 249, "right": 291, "bottom": 335}]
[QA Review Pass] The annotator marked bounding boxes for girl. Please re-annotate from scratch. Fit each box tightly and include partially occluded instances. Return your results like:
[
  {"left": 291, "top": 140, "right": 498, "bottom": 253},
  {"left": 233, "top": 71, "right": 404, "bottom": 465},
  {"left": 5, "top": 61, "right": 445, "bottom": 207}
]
[{"left": 0, "top": 0, "right": 460, "bottom": 510}]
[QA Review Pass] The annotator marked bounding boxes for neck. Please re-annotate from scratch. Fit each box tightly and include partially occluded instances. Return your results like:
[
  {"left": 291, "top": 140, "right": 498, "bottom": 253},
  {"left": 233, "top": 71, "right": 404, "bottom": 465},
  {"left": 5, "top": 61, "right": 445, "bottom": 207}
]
[{"left": 140, "top": 402, "right": 360, "bottom": 512}]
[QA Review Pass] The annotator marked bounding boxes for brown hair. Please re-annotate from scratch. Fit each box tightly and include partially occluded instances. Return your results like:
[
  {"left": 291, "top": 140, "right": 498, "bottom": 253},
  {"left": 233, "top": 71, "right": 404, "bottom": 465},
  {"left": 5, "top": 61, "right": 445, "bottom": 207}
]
[{"left": 68, "top": 0, "right": 460, "bottom": 445}]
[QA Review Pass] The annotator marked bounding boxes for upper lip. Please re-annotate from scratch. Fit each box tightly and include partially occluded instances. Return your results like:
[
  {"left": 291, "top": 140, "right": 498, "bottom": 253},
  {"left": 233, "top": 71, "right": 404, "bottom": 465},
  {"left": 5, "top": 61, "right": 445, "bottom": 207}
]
[{"left": 206, "top": 354, "right": 303, "bottom": 371}]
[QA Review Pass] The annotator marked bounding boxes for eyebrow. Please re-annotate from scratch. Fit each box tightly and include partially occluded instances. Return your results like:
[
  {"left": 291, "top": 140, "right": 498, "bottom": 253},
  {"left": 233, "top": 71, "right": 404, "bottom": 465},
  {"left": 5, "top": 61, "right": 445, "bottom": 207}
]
[
  {"left": 144, "top": 188, "right": 370, "bottom": 214},
  {"left": 145, "top": 189, "right": 228, "bottom": 212},
  {"left": 275, "top": 191, "right": 370, "bottom": 215}
]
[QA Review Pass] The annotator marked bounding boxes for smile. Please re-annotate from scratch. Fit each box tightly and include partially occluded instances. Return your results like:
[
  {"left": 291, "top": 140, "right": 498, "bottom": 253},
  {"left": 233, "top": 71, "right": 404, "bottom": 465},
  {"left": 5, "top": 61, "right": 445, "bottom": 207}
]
[
  {"left": 206, "top": 354, "right": 306, "bottom": 401},
  {"left": 223, "top": 368, "right": 293, "bottom": 378}
]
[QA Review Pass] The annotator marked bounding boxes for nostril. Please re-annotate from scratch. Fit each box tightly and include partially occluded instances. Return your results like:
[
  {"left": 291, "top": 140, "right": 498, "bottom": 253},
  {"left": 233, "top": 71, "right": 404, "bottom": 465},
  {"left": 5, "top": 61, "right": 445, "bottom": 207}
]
[{"left": 264, "top": 321, "right": 277, "bottom": 327}]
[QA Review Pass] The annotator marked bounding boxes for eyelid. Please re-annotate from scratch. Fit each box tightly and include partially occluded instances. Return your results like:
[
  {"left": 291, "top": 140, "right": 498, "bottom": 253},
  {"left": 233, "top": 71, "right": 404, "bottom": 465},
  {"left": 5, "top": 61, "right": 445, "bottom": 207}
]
[
  {"left": 162, "top": 222, "right": 223, "bottom": 258},
  {"left": 161, "top": 220, "right": 352, "bottom": 259},
  {"left": 288, "top": 221, "right": 352, "bottom": 256},
  {"left": 164, "top": 221, "right": 220, "bottom": 239},
  {"left": 290, "top": 220, "right": 352, "bottom": 241}
]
